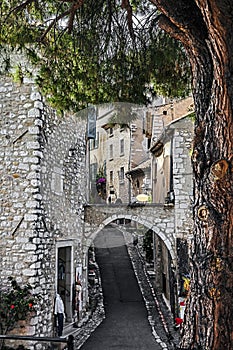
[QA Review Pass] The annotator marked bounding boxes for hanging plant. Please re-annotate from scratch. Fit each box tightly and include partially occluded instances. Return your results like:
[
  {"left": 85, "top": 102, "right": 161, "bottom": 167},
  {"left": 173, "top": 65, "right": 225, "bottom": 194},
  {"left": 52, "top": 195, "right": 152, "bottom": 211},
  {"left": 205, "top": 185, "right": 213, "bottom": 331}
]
[
  {"left": 95, "top": 166, "right": 107, "bottom": 200},
  {"left": 96, "top": 177, "right": 106, "bottom": 184}
]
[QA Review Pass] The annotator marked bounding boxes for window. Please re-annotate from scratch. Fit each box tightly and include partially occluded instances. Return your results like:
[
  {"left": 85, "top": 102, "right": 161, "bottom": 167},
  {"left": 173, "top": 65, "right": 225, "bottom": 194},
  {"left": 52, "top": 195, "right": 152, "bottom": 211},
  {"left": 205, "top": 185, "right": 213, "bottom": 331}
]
[
  {"left": 109, "top": 144, "right": 113, "bottom": 160},
  {"left": 147, "top": 137, "right": 151, "bottom": 150},
  {"left": 119, "top": 167, "right": 124, "bottom": 182},
  {"left": 109, "top": 127, "right": 113, "bottom": 137},
  {"left": 89, "top": 139, "right": 94, "bottom": 150},
  {"left": 110, "top": 170, "right": 113, "bottom": 185},
  {"left": 120, "top": 139, "right": 124, "bottom": 156},
  {"left": 145, "top": 111, "right": 153, "bottom": 138}
]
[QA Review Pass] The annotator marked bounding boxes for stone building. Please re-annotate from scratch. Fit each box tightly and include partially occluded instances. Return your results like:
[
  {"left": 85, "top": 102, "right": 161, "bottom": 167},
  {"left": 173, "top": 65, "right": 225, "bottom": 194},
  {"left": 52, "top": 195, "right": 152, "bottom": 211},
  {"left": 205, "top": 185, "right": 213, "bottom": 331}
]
[
  {"left": 123, "top": 97, "right": 194, "bottom": 313},
  {"left": 150, "top": 111, "right": 194, "bottom": 314},
  {"left": 121, "top": 97, "right": 194, "bottom": 204},
  {"left": 0, "top": 74, "right": 88, "bottom": 336},
  {"left": 87, "top": 97, "right": 194, "bottom": 317},
  {"left": 0, "top": 59, "right": 194, "bottom": 339},
  {"left": 89, "top": 104, "right": 151, "bottom": 204}
]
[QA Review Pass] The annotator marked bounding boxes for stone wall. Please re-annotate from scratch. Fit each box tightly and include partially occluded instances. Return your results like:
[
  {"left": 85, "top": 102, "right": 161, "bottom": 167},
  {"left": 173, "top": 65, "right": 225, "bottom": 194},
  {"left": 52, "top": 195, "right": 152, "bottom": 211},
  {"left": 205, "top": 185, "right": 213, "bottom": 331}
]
[
  {"left": 172, "top": 117, "right": 193, "bottom": 240},
  {"left": 171, "top": 116, "right": 194, "bottom": 309},
  {"left": 151, "top": 96, "right": 193, "bottom": 141},
  {"left": 0, "top": 76, "right": 44, "bottom": 287},
  {"left": 84, "top": 204, "right": 176, "bottom": 260},
  {"left": 0, "top": 75, "right": 87, "bottom": 336}
]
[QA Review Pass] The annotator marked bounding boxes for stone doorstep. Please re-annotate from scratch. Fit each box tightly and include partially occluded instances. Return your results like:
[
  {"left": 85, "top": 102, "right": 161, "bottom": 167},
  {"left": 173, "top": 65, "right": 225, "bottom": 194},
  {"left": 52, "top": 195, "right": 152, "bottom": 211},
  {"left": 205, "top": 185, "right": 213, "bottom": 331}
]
[
  {"left": 62, "top": 315, "right": 103, "bottom": 349},
  {"left": 60, "top": 302, "right": 105, "bottom": 349},
  {"left": 62, "top": 312, "right": 92, "bottom": 338}
]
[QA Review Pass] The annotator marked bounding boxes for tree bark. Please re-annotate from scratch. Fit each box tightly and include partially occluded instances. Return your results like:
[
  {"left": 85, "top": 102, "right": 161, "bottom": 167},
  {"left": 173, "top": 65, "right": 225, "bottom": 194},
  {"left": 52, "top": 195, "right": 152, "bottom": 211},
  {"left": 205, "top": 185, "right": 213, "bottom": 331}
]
[{"left": 151, "top": 1, "right": 233, "bottom": 349}]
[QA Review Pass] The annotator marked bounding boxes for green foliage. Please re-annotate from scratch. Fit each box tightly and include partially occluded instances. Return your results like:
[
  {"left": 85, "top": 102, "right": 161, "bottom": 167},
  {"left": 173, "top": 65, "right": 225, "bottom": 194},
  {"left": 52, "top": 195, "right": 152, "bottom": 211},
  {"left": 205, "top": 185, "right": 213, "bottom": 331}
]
[
  {"left": 187, "top": 111, "right": 196, "bottom": 121},
  {"left": 96, "top": 166, "right": 106, "bottom": 182},
  {"left": 12, "top": 64, "right": 24, "bottom": 84},
  {"left": 148, "top": 32, "right": 191, "bottom": 98},
  {"left": 0, "top": 278, "right": 35, "bottom": 335},
  {"left": 0, "top": 0, "right": 191, "bottom": 112},
  {"left": 108, "top": 103, "right": 139, "bottom": 126}
]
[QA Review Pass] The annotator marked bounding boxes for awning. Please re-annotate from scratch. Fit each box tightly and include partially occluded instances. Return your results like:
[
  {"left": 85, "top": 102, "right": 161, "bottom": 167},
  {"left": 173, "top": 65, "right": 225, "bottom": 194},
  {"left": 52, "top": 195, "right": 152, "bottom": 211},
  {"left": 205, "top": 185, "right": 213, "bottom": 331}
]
[{"left": 126, "top": 158, "right": 151, "bottom": 177}]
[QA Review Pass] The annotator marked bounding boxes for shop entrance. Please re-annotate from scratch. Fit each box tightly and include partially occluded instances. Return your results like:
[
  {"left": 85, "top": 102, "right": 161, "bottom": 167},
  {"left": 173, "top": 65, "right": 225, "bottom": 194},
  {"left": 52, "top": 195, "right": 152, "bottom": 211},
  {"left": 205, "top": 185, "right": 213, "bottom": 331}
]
[{"left": 57, "top": 246, "right": 73, "bottom": 322}]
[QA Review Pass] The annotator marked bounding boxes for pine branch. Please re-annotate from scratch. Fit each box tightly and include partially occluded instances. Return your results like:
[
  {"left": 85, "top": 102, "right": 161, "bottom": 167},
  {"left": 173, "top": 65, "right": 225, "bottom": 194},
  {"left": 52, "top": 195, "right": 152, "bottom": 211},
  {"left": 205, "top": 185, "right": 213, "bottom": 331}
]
[
  {"left": 67, "top": 1, "right": 84, "bottom": 33},
  {"left": 121, "top": 0, "right": 135, "bottom": 40},
  {"left": 4, "top": 0, "right": 34, "bottom": 20},
  {"left": 39, "top": 1, "right": 85, "bottom": 40},
  {"left": 39, "top": 9, "right": 71, "bottom": 41}
]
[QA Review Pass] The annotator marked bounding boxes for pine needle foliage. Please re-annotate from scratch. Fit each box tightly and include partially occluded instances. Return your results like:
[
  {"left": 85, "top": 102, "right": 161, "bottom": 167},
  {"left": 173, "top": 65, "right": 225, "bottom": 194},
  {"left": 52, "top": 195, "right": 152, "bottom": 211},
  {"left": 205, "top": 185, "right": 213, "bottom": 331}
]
[{"left": 0, "top": 0, "right": 191, "bottom": 112}]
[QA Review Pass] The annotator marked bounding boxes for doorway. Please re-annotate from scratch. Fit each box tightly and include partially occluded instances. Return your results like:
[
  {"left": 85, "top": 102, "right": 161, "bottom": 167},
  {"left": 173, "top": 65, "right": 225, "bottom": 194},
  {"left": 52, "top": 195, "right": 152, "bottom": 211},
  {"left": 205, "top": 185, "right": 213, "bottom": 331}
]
[{"left": 57, "top": 246, "right": 73, "bottom": 322}]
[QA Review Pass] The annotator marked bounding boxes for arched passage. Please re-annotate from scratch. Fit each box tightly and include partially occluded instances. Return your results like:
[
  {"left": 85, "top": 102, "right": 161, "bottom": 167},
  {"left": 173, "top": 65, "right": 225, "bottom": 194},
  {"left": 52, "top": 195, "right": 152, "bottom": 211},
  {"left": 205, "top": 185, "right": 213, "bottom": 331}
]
[
  {"left": 83, "top": 212, "right": 176, "bottom": 263},
  {"left": 83, "top": 211, "right": 177, "bottom": 313}
]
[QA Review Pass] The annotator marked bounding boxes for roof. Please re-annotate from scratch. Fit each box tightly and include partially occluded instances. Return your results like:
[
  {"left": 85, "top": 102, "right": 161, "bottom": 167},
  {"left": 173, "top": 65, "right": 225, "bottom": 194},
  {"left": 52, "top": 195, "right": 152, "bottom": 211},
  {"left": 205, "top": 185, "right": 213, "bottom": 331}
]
[
  {"left": 126, "top": 158, "right": 151, "bottom": 176},
  {"left": 150, "top": 112, "right": 194, "bottom": 155}
]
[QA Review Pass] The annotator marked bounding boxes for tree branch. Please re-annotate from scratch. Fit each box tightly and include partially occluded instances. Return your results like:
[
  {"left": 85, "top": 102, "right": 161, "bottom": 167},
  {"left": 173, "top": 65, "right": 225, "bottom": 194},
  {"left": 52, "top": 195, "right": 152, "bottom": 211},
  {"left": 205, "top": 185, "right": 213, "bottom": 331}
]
[
  {"left": 67, "top": 1, "right": 84, "bottom": 33},
  {"left": 5, "top": 0, "right": 34, "bottom": 20},
  {"left": 39, "top": 9, "right": 71, "bottom": 42},
  {"left": 149, "top": 0, "right": 208, "bottom": 43},
  {"left": 38, "top": 1, "right": 85, "bottom": 40},
  {"left": 158, "top": 14, "right": 190, "bottom": 47},
  {"left": 150, "top": 1, "right": 213, "bottom": 119},
  {"left": 121, "top": 0, "right": 135, "bottom": 40}
]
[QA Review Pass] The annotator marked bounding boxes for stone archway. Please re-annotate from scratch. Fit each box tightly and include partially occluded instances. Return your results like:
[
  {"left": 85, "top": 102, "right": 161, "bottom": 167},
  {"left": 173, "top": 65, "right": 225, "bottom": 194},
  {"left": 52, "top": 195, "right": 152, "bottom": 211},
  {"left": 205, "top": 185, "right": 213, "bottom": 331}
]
[
  {"left": 83, "top": 210, "right": 176, "bottom": 263},
  {"left": 83, "top": 212, "right": 177, "bottom": 313}
]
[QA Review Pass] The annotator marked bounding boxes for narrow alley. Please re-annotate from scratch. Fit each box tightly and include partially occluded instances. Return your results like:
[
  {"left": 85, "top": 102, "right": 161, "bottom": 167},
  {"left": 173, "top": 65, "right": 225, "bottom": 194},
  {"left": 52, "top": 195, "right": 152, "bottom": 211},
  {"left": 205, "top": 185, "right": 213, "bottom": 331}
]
[{"left": 80, "top": 226, "right": 170, "bottom": 350}]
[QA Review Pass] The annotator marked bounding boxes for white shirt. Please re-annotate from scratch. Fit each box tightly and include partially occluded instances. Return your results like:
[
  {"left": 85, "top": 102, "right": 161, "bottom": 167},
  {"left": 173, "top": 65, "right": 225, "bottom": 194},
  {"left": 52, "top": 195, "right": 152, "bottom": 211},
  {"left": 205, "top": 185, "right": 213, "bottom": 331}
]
[{"left": 54, "top": 294, "right": 65, "bottom": 314}]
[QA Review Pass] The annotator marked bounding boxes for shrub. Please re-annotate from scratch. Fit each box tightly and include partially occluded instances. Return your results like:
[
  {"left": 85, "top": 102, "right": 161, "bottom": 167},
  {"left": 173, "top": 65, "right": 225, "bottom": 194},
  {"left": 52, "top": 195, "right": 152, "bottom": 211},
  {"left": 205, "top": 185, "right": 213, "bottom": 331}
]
[{"left": 0, "top": 277, "right": 34, "bottom": 335}]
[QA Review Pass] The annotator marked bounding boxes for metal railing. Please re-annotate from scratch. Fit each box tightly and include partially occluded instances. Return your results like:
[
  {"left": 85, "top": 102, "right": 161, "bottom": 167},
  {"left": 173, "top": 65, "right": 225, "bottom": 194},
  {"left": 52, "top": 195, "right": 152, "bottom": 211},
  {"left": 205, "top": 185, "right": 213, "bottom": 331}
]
[{"left": 0, "top": 334, "right": 74, "bottom": 350}]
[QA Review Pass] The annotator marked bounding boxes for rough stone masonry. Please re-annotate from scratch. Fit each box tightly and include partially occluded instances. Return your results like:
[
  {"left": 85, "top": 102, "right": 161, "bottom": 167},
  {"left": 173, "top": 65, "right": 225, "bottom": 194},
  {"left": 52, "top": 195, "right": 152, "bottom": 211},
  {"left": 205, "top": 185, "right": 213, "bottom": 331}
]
[
  {"left": 0, "top": 69, "right": 194, "bottom": 342},
  {"left": 0, "top": 74, "right": 88, "bottom": 337}
]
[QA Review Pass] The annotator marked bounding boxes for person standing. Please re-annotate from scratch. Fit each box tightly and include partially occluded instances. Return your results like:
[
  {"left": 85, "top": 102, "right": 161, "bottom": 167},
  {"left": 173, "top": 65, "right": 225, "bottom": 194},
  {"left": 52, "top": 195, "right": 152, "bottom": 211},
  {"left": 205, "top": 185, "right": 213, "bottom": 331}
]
[
  {"left": 75, "top": 280, "right": 82, "bottom": 322},
  {"left": 54, "top": 293, "right": 65, "bottom": 337}
]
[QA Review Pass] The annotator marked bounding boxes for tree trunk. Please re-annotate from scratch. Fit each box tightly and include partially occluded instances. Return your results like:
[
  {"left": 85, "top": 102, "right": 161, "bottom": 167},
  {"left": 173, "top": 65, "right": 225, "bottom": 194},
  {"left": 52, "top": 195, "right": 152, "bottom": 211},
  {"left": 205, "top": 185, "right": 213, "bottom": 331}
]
[{"left": 151, "top": 1, "right": 233, "bottom": 348}]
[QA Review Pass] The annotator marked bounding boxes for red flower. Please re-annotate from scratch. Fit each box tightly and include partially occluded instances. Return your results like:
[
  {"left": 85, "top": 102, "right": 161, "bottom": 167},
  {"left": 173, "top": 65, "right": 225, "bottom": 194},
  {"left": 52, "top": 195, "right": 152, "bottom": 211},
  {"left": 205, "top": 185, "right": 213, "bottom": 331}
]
[
  {"left": 10, "top": 304, "right": 15, "bottom": 309},
  {"left": 29, "top": 303, "right": 33, "bottom": 308},
  {"left": 175, "top": 317, "right": 183, "bottom": 325}
]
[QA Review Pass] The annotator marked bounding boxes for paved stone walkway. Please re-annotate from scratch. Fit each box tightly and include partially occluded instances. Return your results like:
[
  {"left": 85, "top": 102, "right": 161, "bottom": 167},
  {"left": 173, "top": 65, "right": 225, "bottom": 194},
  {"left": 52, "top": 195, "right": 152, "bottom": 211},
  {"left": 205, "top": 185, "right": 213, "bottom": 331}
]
[
  {"left": 80, "top": 227, "right": 160, "bottom": 350},
  {"left": 63, "top": 224, "right": 180, "bottom": 349},
  {"left": 120, "top": 225, "right": 179, "bottom": 350}
]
